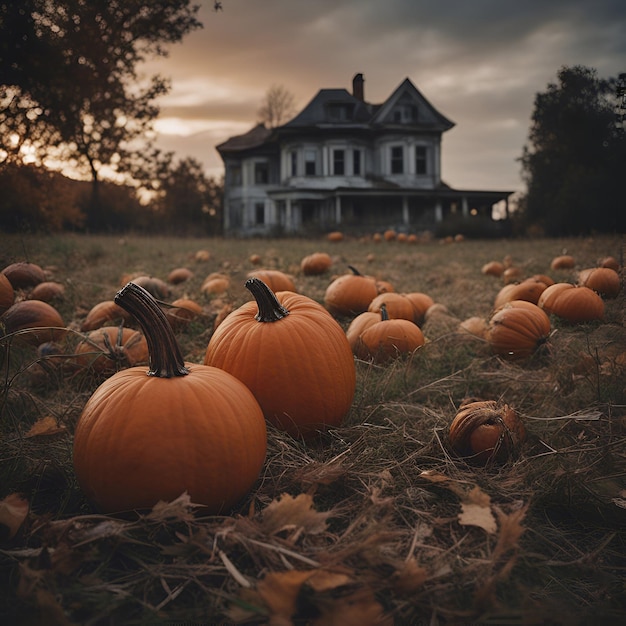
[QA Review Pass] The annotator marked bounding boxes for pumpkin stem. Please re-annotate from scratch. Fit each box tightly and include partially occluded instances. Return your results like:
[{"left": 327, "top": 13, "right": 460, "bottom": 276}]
[
  {"left": 115, "top": 282, "right": 189, "bottom": 378},
  {"left": 380, "top": 303, "right": 389, "bottom": 321},
  {"left": 245, "top": 278, "right": 289, "bottom": 322},
  {"left": 347, "top": 264, "right": 363, "bottom": 276}
]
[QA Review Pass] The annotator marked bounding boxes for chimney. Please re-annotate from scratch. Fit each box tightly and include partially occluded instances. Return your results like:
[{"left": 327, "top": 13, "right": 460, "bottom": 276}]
[{"left": 352, "top": 73, "right": 364, "bottom": 101}]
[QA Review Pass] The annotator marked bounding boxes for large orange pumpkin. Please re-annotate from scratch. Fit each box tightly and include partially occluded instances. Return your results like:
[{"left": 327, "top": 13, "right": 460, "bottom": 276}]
[
  {"left": 487, "top": 300, "right": 551, "bottom": 359},
  {"left": 73, "top": 282, "right": 267, "bottom": 514},
  {"left": 1, "top": 261, "right": 46, "bottom": 289},
  {"left": 204, "top": 278, "right": 356, "bottom": 439},
  {"left": 81, "top": 300, "right": 132, "bottom": 332},
  {"left": 246, "top": 269, "right": 296, "bottom": 293},
  {"left": 0, "top": 272, "right": 15, "bottom": 315},
  {"left": 577, "top": 267, "right": 620, "bottom": 298},
  {"left": 538, "top": 284, "right": 604, "bottom": 323}
]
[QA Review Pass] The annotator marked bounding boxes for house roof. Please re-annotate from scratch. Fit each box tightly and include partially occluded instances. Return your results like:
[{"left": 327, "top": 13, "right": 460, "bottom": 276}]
[
  {"left": 216, "top": 123, "right": 274, "bottom": 154},
  {"left": 282, "top": 89, "right": 373, "bottom": 127}
]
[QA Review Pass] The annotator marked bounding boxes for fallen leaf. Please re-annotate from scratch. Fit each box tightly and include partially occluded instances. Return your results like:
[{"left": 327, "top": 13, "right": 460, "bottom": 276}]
[
  {"left": 0, "top": 493, "right": 29, "bottom": 540},
  {"left": 254, "top": 569, "right": 314, "bottom": 624},
  {"left": 261, "top": 493, "right": 330, "bottom": 537},
  {"left": 492, "top": 505, "right": 527, "bottom": 560},
  {"left": 458, "top": 487, "right": 497, "bottom": 534},
  {"left": 391, "top": 558, "right": 428, "bottom": 595},
  {"left": 25, "top": 416, "right": 67, "bottom": 437}
]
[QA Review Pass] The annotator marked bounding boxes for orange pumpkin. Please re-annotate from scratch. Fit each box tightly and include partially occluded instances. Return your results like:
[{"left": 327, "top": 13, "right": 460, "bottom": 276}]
[
  {"left": 368, "top": 291, "right": 434, "bottom": 325},
  {"left": 324, "top": 265, "right": 394, "bottom": 317},
  {"left": 481, "top": 261, "right": 505, "bottom": 277},
  {"left": 204, "top": 278, "right": 356, "bottom": 439},
  {"left": 345, "top": 311, "right": 381, "bottom": 359},
  {"left": 29, "top": 281, "right": 66, "bottom": 303},
  {"left": 75, "top": 326, "right": 149, "bottom": 373},
  {"left": 246, "top": 269, "right": 296, "bottom": 293},
  {"left": 493, "top": 277, "right": 549, "bottom": 309},
  {"left": 357, "top": 304, "right": 425, "bottom": 363},
  {"left": 540, "top": 285, "right": 604, "bottom": 323},
  {"left": 164, "top": 298, "right": 203, "bottom": 330},
  {"left": 131, "top": 275, "right": 171, "bottom": 299},
  {"left": 487, "top": 300, "right": 551, "bottom": 359},
  {"left": 550, "top": 255, "right": 575, "bottom": 270},
  {"left": 167, "top": 267, "right": 193, "bottom": 284},
  {"left": 327, "top": 231, "right": 344, "bottom": 242},
  {"left": 0, "top": 272, "right": 15, "bottom": 315},
  {"left": 599, "top": 256, "right": 619, "bottom": 271},
  {"left": 449, "top": 399, "right": 526, "bottom": 464},
  {"left": 201, "top": 272, "right": 230, "bottom": 295},
  {"left": 81, "top": 300, "right": 132, "bottom": 332},
  {"left": 1, "top": 300, "right": 66, "bottom": 345},
  {"left": 300, "top": 252, "right": 333, "bottom": 276},
  {"left": 1, "top": 261, "right": 46, "bottom": 289},
  {"left": 73, "top": 282, "right": 267, "bottom": 514},
  {"left": 577, "top": 267, "right": 620, "bottom": 298}
]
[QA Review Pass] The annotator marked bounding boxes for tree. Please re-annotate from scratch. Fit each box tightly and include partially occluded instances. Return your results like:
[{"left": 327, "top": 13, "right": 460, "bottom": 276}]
[
  {"left": 0, "top": 1, "right": 202, "bottom": 213},
  {"left": 257, "top": 84, "right": 297, "bottom": 128},
  {"left": 519, "top": 66, "right": 626, "bottom": 235},
  {"left": 152, "top": 155, "right": 223, "bottom": 235}
]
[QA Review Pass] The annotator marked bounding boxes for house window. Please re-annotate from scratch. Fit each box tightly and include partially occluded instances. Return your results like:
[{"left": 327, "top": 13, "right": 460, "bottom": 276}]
[
  {"left": 327, "top": 103, "right": 353, "bottom": 121},
  {"left": 391, "top": 146, "right": 404, "bottom": 174},
  {"left": 353, "top": 149, "right": 361, "bottom": 176},
  {"left": 393, "top": 110, "right": 402, "bottom": 122},
  {"left": 305, "top": 149, "right": 316, "bottom": 176},
  {"left": 333, "top": 149, "right": 345, "bottom": 175},
  {"left": 290, "top": 151, "right": 297, "bottom": 176},
  {"left": 255, "top": 203, "right": 265, "bottom": 225},
  {"left": 415, "top": 146, "right": 428, "bottom": 174},
  {"left": 229, "top": 165, "right": 242, "bottom": 186},
  {"left": 254, "top": 162, "right": 269, "bottom": 185}
]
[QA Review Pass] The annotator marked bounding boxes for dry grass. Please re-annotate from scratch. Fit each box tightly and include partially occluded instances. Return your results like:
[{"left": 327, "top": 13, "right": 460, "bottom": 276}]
[{"left": 1, "top": 233, "right": 625, "bottom": 625}]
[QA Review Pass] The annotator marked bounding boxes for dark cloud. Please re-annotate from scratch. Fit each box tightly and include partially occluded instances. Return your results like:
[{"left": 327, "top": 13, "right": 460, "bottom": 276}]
[{"left": 148, "top": 0, "right": 625, "bottom": 191}]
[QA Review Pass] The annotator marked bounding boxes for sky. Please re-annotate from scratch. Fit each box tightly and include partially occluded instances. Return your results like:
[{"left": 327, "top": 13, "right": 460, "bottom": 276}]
[{"left": 144, "top": 0, "right": 626, "bottom": 196}]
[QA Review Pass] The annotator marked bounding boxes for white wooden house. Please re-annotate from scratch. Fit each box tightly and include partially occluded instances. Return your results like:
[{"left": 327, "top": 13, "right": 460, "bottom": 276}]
[{"left": 217, "top": 73, "right": 512, "bottom": 236}]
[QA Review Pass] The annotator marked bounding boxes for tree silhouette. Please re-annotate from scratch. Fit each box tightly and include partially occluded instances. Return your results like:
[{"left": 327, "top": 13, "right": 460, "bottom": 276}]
[
  {"left": 257, "top": 84, "right": 297, "bottom": 128},
  {"left": 519, "top": 66, "right": 625, "bottom": 235},
  {"left": 0, "top": 1, "right": 202, "bottom": 218}
]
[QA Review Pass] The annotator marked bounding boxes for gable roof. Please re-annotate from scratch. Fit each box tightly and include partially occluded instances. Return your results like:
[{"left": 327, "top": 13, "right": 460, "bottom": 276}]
[{"left": 371, "top": 78, "right": 455, "bottom": 130}]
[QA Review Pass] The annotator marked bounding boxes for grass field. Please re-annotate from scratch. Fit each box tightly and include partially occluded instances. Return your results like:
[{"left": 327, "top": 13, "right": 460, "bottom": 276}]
[{"left": 1, "top": 232, "right": 625, "bottom": 625}]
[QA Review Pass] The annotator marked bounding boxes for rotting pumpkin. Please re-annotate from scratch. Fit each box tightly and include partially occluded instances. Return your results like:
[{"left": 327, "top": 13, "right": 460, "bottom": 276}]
[
  {"left": 73, "top": 282, "right": 267, "bottom": 515},
  {"left": 204, "top": 277, "right": 356, "bottom": 439}
]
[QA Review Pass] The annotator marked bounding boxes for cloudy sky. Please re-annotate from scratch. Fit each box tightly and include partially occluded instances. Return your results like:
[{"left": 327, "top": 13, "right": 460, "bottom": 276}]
[{"left": 145, "top": 0, "right": 625, "bottom": 194}]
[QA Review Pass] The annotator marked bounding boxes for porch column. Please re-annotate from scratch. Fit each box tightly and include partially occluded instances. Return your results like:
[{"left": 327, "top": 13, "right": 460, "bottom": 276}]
[
  {"left": 286, "top": 198, "right": 293, "bottom": 232},
  {"left": 461, "top": 197, "right": 469, "bottom": 217},
  {"left": 435, "top": 201, "right": 443, "bottom": 222},
  {"left": 335, "top": 196, "right": 342, "bottom": 224},
  {"left": 402, "top": 196, "right": 409, "bottom": 225}
]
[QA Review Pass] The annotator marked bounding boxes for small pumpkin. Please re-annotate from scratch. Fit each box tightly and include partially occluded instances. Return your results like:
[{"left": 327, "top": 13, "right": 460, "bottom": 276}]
[
  {"left": 599, "top": 256, "right": 619, "bottom": 272},
  {"left": 194, "top": 249, "right": 211, "bottom": 262},
  {"left": 459, "top": 316, "right": 489, "bottom": 340},
  {"left": 81, "top": 300, "right": 132, "bottom": 332},
  {"left": 75, "top": 326, "right": 149, "bottom": 373},
  {"left": 481, "top": 261, "right": 504, "bottom": 277},
  {"left": 29, "top": 281, "right": 66, "bottom": 303},
  {"left": 164, "top": 298, "right": 203, "bottom": 330},
  {"left": 502, "top": 266, "right": 523, "bottom": 284},
  {"left": 493, "top": 276, "right": 549, "bottom": 309},
  {"left": 327, "top": 231, "right": 344, "bottom": 242},
  {"left": 201, "top": 272, "right": 230, "bottom": 295},
  {"left": 1, "top": 300, "right": 66, "bottom": 345},
  {"left": 345, "top": 311, "right": 381, "bottom": 359},
  {"left": 246, "top": 269, "right": 296, "bottom": 293},
  {"left": 577, "top": 267, "right": 620, "bottom": 298},
  {"left": 487, "top": 300, "right": 551, "bottom": 359},
  {"left": 204, "top": 278, "right": 356, "bottom": 439},
  {"left": 300, "top": 252, "right": 333, "bottom": 276},
  {"left": 0, "top": 272, "right": 15, "bottom": 315},
  {"left": 324, "top": 265, "right": 394, "bottom": 317},
  {"left": 167, "top": 267, "right": 194, "bottom": 284},
  {"left": 131, "top": 275, "right": 171, "bottom": 299},
  {"left": 448, "top": 399, "right": 526, "bottom": 464},
  {"left": 1, "top": 261, "right": 46, "bottom": 289},
  {"left": 357, "top": 303, "right": 425, "bottom": 363},
  {"left": 73, "top": 282, "right": 267, "bottom": 514},
  {"left": 550, "top": 255, "right": 575, "bottom": 270},
  {"left": 383, "top": 229, "right": 397, "bottom": 242},
  {"left": 368, "top": 292, "right": 434, "bottom": 325}
]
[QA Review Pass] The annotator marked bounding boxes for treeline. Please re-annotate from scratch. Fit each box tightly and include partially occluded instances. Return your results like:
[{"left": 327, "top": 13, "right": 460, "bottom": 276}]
[{"left": 0, "top": 162, "right": 224, "bottom": 236}]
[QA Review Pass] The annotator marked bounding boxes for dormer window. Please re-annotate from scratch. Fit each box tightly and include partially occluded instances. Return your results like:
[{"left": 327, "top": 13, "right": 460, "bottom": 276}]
[{"left": 327, "top": 103, "right": 354, "bottom": 122}]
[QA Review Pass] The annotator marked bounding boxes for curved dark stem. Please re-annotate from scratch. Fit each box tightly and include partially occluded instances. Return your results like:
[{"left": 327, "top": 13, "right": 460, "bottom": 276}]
[
  {"left": 347, "top": 264, "right": 363, "bottom": 276},
  {"left": 380, "top": 302, "right": 389, "bottom": 321},
  {"left": 245, "top": 278, "right": 289, "bottom": 322},
  {"left": 115, "top": 282, "right": 189, "bottom": 378}
]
